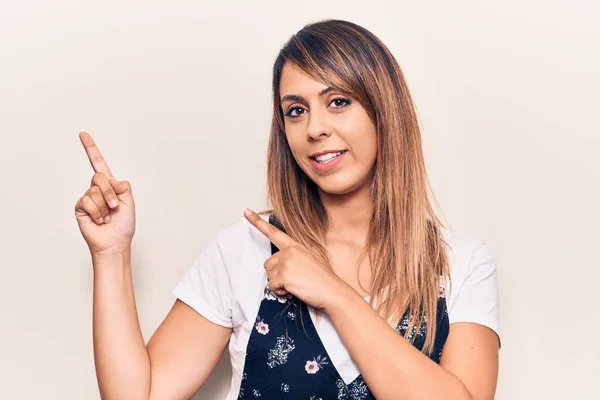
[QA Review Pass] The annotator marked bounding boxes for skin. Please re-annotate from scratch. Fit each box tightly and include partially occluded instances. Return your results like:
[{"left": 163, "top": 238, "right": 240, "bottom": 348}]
[
  {"left": 244, "top": 207, "right": 499, "bottom": 400},
  {"left": 76, "top": 133, "right": 231, "bottom": 399},
  {"left": 280, "top": 62, "right": 377, "bottom": 295},
  {"left": 75, "top": 61, "right": 498, "bottom": 400},
  {"left": 247, "top": 62, "right": 500, "bottom": 399}
]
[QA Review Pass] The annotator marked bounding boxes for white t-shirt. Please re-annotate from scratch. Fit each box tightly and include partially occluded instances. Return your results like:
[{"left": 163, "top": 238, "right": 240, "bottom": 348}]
[{"left": 172, "top": 214, "right": 500, "bottom": 400}]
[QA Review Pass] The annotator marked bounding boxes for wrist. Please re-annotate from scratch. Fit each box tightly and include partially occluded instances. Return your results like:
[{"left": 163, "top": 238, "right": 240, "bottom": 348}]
[
  {"left": 91, "top": 246, "right": 131, "bottom": 266},
  {"left": 322, "top": 278, "right": 356, "bottom": 314}
]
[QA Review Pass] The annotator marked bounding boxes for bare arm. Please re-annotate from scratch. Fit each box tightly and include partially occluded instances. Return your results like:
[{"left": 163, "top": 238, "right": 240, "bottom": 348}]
[
  {"left": 92, "top": 250, "right": 150, "bottom": 399},
  {"left": 146, "top": 299, "right": 231, "bottom": 400},
  {"left": 92, "top": 249, "right": 231, "bottom": 400},
  {"left": 325, "top": 283, "right": 499, "bottom": 400},
  {"left": 241, "top": 209, "right": 499, "bottom": 400},
  {"left": 76, "top": 132, "right": 230, "bottom": 399}
]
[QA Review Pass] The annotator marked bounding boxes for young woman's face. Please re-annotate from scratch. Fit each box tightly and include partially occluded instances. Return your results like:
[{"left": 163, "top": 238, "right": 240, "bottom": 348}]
[{"left": 279, "top": 62, "right": 377, "bottom": 196}]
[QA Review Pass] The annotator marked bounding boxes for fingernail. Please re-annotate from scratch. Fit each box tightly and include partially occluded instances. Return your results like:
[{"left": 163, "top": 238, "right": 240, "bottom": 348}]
[
  {"left": 244, "top": 208, "right": 253, "bottom": 217},
  {"left": 105, "top": 215, "right": 111, "bottom": 223},
  {"left": 98, "top": 217, "right": 104, "bottom": 224},
  {"left": 110, "top": 199, "right": 118, "bottom": 208}
]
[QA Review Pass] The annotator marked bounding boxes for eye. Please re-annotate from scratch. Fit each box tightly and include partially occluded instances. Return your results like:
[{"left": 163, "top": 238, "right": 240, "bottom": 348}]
[
  {"left": 330, "top": 97, "right": 351, "bottom": 109},
  {"left": 284, "top": 106, "right": 306, "bottom": 118},
  {"left": 284, "top": 97, "right": 351, "bottom": 119}
]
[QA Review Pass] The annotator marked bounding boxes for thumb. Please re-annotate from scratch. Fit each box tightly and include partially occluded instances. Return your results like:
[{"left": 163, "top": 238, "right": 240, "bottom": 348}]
[{"left": 109, "top": 177, "right": 132, "bottom": 197}]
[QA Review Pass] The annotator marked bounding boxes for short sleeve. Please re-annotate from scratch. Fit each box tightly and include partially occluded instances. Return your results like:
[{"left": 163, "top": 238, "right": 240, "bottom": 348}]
[
  {"left": 172, "top": 237, "right": 233, "bottom": 328},
  {"left": 448, "top": 242, "right": 500, "bottom": 345}
]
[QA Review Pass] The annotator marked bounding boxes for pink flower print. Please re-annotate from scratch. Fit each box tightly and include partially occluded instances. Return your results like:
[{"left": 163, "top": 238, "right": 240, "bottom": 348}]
[
  {"left": 305, "top": 360, "right": 320, "bottom": 374},
  {"left": 255, "top": 321, "right": 269, "bottom": 335},
  {"left": 305, "top": 354, "right": 329, "bottom": 374}
]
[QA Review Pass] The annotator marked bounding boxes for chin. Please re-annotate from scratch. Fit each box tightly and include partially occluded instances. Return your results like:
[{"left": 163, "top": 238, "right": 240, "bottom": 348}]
[
  {"left": 317, "top": 186, "right": 352, "bottom": 196},
  {"left": 314, "top": 176, "right": 364, "bottom": 196}
]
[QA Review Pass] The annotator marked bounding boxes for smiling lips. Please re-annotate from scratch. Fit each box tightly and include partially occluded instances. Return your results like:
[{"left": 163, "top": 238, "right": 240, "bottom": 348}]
[{"left": 309, "top": 150, "right": 347, "bottom": 172}]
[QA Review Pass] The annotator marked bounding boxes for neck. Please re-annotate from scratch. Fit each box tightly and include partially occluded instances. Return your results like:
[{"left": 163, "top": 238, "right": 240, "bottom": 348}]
[{"left": 319, "top": 183, "right": 372, "bottom": 244}]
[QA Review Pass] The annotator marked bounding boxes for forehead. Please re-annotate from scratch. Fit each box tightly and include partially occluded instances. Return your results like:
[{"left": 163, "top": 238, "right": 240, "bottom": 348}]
[{"left": 279, "top": 62, "right": 329, "bottom": 96}]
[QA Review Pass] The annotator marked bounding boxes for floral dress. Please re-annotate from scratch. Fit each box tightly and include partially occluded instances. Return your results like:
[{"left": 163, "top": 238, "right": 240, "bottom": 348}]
[{"left": 237, "top": 216, "right": 450, "bottom": 399}]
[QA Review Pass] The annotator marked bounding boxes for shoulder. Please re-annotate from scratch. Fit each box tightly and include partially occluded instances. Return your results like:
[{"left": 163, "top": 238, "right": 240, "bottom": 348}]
[
  {"left": 212, "top": 212, "right": 271, "bottom": 248},
  {"left": 438, "top": 227, "right": 500, "bottom": 337},
  {"left": 209, "top": 213, "right": 273, "bottom": 273},
  {"left": 439, "top": 228, "right": 494, "bottom": 278},
  {"left": 438, "top": 227, "right": 498, "bottom": 303}
]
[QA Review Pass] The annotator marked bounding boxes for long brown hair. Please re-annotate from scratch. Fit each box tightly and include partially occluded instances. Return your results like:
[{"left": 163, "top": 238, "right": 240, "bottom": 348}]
[{"left": 259, "top": 19, "right": 450, "bottom": 355}]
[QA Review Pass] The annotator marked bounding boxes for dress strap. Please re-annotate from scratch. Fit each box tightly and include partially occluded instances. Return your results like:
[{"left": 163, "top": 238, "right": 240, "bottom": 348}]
[{"left": 268, "top": 214, "right": 286, "bottom": 255}]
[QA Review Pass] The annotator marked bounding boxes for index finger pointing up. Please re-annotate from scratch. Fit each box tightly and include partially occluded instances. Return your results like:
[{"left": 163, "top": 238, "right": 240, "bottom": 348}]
[
  {"left": 244, "top": 209, "right": 296, "bottom": 250},
  {"left": 79, "top": 131, "right": 115, "bottom": 179}
]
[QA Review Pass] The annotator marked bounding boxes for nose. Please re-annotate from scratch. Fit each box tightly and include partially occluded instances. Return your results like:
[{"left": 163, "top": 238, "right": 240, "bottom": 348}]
[{"left": 306, "top": 108, "right": 331, "bottom": 141}]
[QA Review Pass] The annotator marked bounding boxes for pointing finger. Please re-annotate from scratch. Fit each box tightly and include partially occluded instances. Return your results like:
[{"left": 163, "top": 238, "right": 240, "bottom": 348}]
[
  {"left": 79, "top": 131, "right": 115, "bottom": 179},
  {"left": 244, "top": 209, "right": 295, "bottom": 250}
]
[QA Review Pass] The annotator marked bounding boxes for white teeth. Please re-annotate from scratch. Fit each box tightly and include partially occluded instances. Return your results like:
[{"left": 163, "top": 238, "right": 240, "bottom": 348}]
[{"left": 314, "top": 151, "right": 343, "bottom": 162}]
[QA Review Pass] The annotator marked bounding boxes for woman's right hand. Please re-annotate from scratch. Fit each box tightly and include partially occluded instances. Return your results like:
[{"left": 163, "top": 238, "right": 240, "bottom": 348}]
[{"left": 74, "top": 132, "right": 136, "bottom": 257}]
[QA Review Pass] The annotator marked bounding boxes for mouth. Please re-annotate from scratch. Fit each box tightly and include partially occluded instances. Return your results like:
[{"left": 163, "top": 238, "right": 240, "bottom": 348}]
[{"left": 309, "top": 150, "right": 347, "bottom": 172}]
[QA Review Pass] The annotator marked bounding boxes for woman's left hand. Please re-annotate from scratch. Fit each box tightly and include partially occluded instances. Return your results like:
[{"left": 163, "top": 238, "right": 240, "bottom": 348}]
[{"left": 244, "top": 208, "right": 347, "bottom": 310}]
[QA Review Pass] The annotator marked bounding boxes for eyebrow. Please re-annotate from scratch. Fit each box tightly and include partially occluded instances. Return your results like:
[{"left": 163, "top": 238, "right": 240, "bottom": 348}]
[{"left": 280, "top": 87, "right": 335, "bottom": 104}]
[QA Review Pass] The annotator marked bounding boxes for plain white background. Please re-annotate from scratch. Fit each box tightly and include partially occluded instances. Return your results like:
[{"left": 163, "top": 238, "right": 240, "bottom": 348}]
[{"left": 1, "top": 0, "right": 599, "bottom": 398}]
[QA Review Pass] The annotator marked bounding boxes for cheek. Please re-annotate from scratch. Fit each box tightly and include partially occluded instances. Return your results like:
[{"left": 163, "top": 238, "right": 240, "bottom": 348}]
[
  {"left": 348, "top": 125, "right": 377, "bottom": 163},
  {"left": 284, "top": 129, "right": 305, "bottom": 158},
  {"left": 366, "top": 132, "right": 378, "bottom": 162},
  {"left": 282, "top": 121, "right": 293, "bottom": 142},
  {"left": 360, "top": 118, "right": 378, "bottom": 159}
]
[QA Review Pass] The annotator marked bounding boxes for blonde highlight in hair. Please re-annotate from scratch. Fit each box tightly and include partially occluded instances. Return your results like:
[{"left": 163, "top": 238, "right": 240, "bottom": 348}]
[{"left": 259, "top": 19, "right": 450, "bottom": 355}]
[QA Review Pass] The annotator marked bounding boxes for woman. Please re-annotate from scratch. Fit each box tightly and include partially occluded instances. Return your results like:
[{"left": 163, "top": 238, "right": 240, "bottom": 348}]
[{"left": 75, "top": 19, "right": 500, "bottom": 400}]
